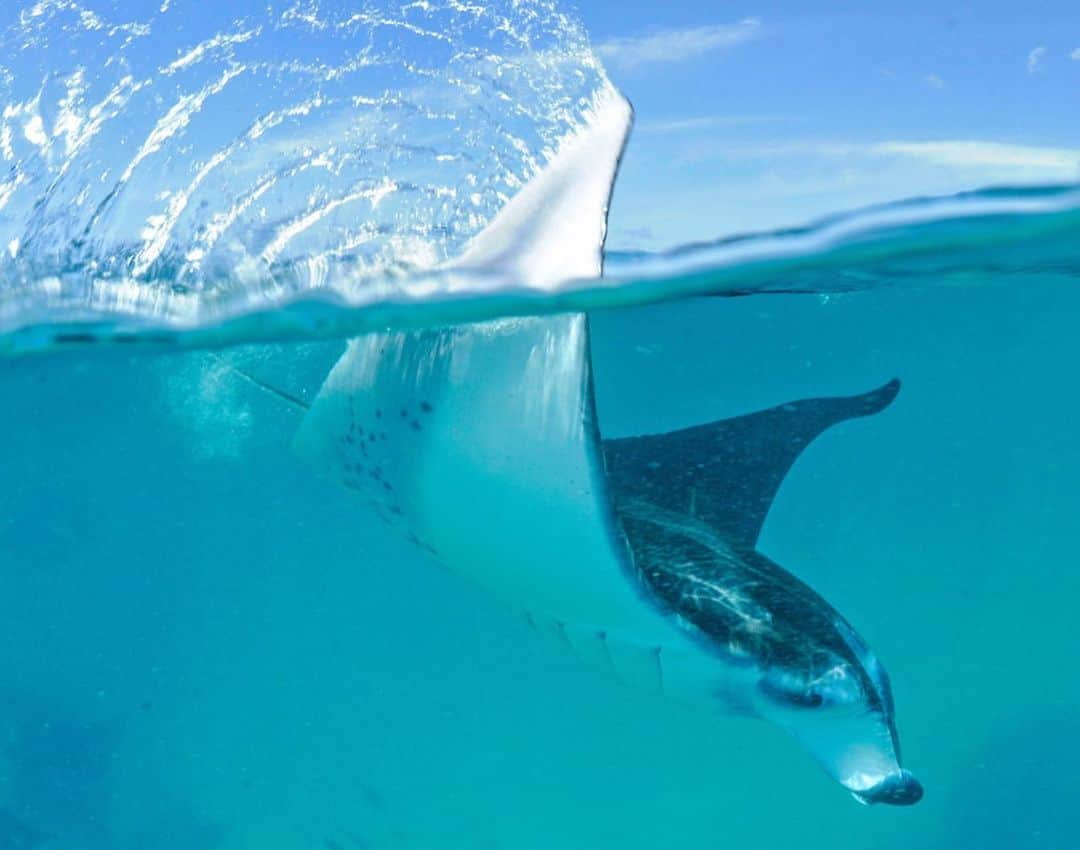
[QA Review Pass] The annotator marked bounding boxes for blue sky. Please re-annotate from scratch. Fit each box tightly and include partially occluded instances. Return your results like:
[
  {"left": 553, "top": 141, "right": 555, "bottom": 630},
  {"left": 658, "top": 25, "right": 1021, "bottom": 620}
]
[{"left": 573, "top": 1, "right": 1080, "bottom": 248}]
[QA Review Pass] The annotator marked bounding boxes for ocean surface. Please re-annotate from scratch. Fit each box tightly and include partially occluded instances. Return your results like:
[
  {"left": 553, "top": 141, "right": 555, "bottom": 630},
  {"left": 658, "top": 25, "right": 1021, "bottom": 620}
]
[{"left": 2, "top": 2, "right": 1080, "bottom": 849}]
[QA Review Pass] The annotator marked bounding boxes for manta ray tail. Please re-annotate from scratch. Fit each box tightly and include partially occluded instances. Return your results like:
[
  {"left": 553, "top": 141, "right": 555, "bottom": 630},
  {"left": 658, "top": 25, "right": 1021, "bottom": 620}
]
[
  {"left": 217, "top": 358, "right": 312, "bottom": 413},
  {"left": 601, "top": 379, "right": 901, "bottom": 548}
]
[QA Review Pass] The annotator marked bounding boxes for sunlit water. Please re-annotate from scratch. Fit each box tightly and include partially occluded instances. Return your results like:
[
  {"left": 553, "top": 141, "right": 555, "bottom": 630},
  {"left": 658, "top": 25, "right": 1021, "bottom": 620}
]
[{"left": 2, "top": 2, "right": 1079, "bottom": 850}]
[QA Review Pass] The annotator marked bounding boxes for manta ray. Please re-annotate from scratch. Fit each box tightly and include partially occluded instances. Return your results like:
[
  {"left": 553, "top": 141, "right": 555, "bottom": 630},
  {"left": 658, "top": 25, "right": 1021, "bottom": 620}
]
[{"left": 268, "top": 87, "right": 921, "bottom": 805}]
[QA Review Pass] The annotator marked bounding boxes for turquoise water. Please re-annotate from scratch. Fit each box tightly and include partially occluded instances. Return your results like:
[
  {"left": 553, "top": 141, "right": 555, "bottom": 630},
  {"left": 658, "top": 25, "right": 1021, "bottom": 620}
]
[
  {"left": 5, "top": 281, "right": 1080, "bottom": 848},
  {"left": 3, "top": 1, "right": 1080, "bottom": 848}
]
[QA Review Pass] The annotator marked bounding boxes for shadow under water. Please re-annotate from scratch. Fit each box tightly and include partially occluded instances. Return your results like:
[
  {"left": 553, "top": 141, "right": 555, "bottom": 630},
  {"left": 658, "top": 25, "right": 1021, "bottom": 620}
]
[{"left": 1, "top": 696, "right": 116, "bottom": 846}]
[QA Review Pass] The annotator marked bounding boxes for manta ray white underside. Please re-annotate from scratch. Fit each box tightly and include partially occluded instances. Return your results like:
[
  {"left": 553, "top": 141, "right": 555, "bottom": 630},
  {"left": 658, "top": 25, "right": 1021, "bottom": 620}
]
[
  {"left": 290, "top": 84, "right": 922, "bottom": 805},
  {"left": 294, "top": 87, "right": 719, "bottom": 702}
]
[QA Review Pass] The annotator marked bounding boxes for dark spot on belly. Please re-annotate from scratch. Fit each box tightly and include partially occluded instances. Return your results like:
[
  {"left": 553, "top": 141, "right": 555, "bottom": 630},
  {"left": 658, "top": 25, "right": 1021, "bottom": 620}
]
[{"left": 420, "top": 401, "right": 433, "bottom": 413}]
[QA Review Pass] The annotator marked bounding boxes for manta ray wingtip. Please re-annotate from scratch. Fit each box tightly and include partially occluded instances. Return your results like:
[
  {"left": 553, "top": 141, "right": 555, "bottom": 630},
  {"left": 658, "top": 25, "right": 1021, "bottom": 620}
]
[{"left": 858, "top": 377, "right": 901, "bottom": 415}]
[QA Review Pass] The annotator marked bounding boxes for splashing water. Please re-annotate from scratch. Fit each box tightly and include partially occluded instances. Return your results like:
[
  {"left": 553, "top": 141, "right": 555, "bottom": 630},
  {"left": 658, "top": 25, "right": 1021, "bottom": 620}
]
[
  {"left": 0, "top": 0, "right": 1078, "bottom": 358},
  {"left": 0, "top": 0, "right": 609, "bottom": 339}
]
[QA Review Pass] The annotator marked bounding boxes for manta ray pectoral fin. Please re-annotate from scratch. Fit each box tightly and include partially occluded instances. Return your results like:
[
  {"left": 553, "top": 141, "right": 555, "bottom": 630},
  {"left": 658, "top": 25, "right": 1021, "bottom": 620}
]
[
  {"left": 446, "top": 84, "right": 633, "bottom": 290},
  {"left": 600, "top": 379, "right": 901, "bottom": 548},
  {"left": 292, "top": 89, "right": 661, "bottom": 639},
  {"left": 207, "top": 86, "right": 634, "bottom": 423}
]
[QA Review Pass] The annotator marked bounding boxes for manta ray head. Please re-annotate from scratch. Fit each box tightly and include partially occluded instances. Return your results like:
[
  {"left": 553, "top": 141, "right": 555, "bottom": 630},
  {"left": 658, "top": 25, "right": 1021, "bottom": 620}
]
[{"left": 750, "top": 613, "right": 922, "bottom": 806}]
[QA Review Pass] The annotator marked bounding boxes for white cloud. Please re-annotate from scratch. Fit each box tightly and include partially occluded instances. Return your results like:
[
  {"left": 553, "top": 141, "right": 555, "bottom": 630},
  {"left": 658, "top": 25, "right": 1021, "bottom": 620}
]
[
  {"left": 1071, "top": 47, "right": 1080, "bottom": 61},
  {"left": 1027, "top": 45, "right": 1047, "bottom": 74},
  {"left": 640, "top": 114, "right": 787, "bottom": 134},
  {"left": 703, "top": 139, "right": 1080, "bottom": 178},
  {"left": 594, "top": 19, "right": 760, "bottom": 71},
  {"left": 924, "top": 74, "right": 946, "bottom": 89},
  {"left": 869, "top": 140, "right": 1079, "bottom": 172}
]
